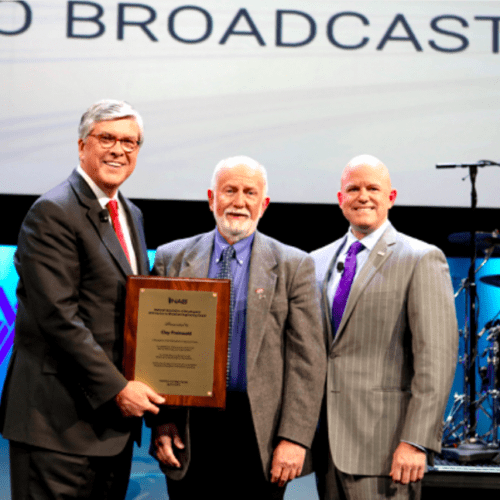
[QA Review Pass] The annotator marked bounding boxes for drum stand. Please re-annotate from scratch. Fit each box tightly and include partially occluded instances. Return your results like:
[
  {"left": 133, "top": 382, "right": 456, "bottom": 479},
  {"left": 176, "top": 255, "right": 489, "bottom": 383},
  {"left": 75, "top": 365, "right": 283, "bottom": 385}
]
[{"left": 437, "top": 160, "right": 500, "bottom": 463}]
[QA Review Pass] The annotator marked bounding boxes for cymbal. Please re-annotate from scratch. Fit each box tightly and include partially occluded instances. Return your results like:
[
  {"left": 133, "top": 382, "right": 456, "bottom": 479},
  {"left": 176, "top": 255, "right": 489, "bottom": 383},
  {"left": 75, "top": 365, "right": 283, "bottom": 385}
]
[
  {"left": 480, "top": 275, "right": 500, "bottom": 288},
  {"left": 448, "top": 231, "right": 500, "bottom": 255}
]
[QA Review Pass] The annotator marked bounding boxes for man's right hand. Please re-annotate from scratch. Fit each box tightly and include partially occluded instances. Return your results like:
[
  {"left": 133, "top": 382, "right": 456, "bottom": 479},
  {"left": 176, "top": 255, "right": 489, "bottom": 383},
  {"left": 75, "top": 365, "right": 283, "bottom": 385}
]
[
  {"left": 114, "top": 380, "right": 165, "bottom": 417},
  {"left": 154, "top": 423, "right": 185, "bottom": 468}
]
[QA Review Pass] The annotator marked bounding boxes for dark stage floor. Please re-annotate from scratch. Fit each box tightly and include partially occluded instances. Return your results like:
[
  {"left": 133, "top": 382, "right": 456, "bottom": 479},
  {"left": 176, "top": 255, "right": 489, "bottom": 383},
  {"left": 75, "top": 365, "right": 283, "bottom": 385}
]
[
  {"left": 0, "top": 429, "right": 499, "bottom": 499},
  {"left": 0, "top": 425, "right": 319, "bottom": 500}
]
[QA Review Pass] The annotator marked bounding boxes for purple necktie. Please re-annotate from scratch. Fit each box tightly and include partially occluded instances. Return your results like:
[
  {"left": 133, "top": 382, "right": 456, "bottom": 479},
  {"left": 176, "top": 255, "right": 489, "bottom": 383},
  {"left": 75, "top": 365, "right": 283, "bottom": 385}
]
[{"left": 332, "top": 241, "right": 364, "bottom": 334}]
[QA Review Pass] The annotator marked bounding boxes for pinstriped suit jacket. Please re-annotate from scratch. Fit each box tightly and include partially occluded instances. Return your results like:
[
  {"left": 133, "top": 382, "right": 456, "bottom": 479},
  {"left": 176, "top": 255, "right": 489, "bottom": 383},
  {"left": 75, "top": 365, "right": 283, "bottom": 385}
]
[{"left": 311, "top": 223, "right": 458, "bottom": 476}]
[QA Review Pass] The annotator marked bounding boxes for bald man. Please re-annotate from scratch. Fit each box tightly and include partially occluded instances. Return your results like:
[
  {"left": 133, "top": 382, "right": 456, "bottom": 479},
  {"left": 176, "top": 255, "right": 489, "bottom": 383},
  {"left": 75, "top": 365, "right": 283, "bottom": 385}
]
[
  {"left": 311, "top": 155, "right": 457, "bottom": 499},
  {"left": 150, "top": 156, "right": 325, "bottom": 500}
]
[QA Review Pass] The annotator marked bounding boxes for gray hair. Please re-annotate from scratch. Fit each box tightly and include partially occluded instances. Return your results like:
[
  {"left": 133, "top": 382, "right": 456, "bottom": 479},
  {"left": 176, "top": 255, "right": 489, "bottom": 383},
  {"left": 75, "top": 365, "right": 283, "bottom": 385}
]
[
  {"left": 211, "top": 156, "right": 268, "bottom": 196},
  {"left": 78, "top": 99, "right": 144, "bottom": 145}
]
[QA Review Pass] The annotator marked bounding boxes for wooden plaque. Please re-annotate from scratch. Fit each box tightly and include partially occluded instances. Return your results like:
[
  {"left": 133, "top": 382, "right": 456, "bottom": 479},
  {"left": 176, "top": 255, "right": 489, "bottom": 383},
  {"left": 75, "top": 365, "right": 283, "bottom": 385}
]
[{"left": 123, "top": 276, "right": 230, "bottom": 409}]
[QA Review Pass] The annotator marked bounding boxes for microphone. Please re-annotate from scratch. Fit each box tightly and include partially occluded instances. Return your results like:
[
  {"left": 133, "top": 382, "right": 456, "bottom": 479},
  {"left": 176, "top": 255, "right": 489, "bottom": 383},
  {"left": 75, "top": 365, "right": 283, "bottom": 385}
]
[
  {"left": 436, "top": 161, "right": 500, "bottom": 169},
  {"left": 99, "top": 209, "right": 110, "bottom": 223},
  {"left": 337, "top": 261, "right": 344, "bottom": 273},
  {"left": 436, "top": 163, "right": 463, "bottom": 169}
]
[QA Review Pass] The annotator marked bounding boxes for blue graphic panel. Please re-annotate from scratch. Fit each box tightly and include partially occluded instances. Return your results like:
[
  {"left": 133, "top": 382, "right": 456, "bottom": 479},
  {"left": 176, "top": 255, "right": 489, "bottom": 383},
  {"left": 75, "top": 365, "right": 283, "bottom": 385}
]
[
  {"left": 445, "top": 256, "right": 500, "bottom": 444},
  {"left": 0, "top": 247, "right": 157, "bottom": 388},
  {"left": 147, "top": 249, "right": 156, "bottom": 270},
  {"left": 0, "top": 246, "right": 18, "bottom": 384}
]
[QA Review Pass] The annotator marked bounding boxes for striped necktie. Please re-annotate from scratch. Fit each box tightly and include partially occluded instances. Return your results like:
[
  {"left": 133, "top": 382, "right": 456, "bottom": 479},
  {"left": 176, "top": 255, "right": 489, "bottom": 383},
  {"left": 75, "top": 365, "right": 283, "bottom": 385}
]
[{"left": 217, "top": 246, "right": 235, "bottom": 380}]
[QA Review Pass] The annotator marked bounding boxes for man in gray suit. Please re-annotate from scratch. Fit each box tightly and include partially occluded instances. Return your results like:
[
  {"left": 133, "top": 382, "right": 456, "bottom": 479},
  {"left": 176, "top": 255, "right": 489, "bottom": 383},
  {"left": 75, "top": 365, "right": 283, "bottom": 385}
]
[
  {"left": 311, "top": 155, "right": 457, "bottom": 499},
  {"left": 151, "top": 156, "right": 326, "bottom": 499},
  {"left": 0, "top": 100, "right": 165, "bottom": 499}
]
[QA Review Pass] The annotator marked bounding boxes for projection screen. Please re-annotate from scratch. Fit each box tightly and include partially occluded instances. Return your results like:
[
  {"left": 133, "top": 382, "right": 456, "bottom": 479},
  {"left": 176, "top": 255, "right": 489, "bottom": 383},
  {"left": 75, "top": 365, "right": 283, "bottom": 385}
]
[{"left": 2, "top": 0, "right": 500, "bottom": 207}]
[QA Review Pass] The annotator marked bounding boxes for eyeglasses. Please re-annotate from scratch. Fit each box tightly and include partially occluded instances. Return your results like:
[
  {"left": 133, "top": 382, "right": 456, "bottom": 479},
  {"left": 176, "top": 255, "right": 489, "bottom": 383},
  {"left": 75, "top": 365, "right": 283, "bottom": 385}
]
[{"left": 88, "top": 133, "right": 141, "bottom": 153}]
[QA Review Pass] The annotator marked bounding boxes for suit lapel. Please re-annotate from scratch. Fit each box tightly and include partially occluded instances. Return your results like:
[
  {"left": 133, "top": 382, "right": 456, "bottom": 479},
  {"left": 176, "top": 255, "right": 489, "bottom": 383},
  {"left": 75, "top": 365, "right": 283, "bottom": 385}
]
[
  {"left": 334, "top": 225, "right": 396, "bottom": 343},
  {"left": 121, "top": 195, "right": 149, "bottom": 275},
  {"left": 178, "top": 231, "right": 214, "bottom": 278},
  {"left": 69, "top": 170, "right": 133, "bottom": 278},
  {"left": 321, "top": 238, "right": 347, "bottom": 347},
  {"left": 246, "top": 232, "right": 277, "bottom": 376}
]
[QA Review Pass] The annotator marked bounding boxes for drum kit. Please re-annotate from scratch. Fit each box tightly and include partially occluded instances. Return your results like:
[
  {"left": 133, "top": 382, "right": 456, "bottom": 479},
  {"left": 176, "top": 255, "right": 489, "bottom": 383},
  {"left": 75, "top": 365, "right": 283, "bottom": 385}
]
[
  {"left": 435, "top": 160, "right": 500, "bottom": 462},
  {"left": 442, "top": 230, "right": 500, "bottom": 462}
]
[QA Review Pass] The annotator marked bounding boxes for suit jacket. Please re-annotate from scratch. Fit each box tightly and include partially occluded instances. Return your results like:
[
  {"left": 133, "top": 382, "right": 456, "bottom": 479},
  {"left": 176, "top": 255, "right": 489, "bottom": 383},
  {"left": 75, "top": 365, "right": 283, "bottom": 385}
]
[
  {"left": 0, "top": 169, "right": 150, "bottom": 456},
  {"left": 152, "top": 230, "right": 326, "bottom": 479},
  {"left": 311, "top": 223, "right": 458, "bottom": 476}
]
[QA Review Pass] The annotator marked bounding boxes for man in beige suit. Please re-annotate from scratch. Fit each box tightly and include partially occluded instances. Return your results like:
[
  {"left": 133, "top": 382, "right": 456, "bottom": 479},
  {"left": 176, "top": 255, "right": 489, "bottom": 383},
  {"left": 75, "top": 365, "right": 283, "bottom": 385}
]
[
  {"left": 311, "top": 155, "right": 458, "bottom": 499},
  {"left": 151, "top": 156, "right": 326, "bottom": 499}
]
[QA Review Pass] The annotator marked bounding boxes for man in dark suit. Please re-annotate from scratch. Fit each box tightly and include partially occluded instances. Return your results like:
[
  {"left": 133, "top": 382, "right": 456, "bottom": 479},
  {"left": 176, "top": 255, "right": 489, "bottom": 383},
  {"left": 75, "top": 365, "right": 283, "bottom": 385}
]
[
  {"left": 150, "top": 156, "right": 326, "bottom": 499},
  {"left": 311, "top": 155, "right": 458, "bottom": 499},
  {"left": 0, "top": 99, "right": 165, "bottom": 499}
]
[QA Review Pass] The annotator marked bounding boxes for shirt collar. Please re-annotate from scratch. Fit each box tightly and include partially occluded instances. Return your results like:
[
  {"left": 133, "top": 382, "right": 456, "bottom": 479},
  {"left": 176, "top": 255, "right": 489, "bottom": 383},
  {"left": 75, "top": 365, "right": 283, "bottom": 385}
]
[
  {"left": 77, "top": 165, "right": 118, "bottom": 209},
  {"left": 214, "top": 228, "right": 255, "bottom": 266},
  {"left": 345, "top": 219, "right": 390, "bottom": 253}
]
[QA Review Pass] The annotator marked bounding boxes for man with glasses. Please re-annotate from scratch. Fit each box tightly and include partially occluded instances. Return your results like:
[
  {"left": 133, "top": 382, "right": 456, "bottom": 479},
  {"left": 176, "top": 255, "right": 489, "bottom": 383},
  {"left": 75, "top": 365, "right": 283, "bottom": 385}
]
[{"left": 0, "top": 99, "right": 165, "bottom": 499}]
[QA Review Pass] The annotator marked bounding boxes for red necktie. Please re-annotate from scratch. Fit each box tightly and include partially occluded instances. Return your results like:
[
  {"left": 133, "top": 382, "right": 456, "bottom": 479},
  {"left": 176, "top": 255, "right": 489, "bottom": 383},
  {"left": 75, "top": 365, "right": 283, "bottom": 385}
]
[{"left": 106, "top": 200, "right": 131, "bottom": 264}]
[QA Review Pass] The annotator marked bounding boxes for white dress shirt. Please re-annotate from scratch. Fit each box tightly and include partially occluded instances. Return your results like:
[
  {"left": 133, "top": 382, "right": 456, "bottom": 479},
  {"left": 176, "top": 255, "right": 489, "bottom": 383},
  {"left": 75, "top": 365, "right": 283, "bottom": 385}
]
[
  {"left": 77, "top": 165, "right": 138, "bottom": 274},
  {"left": 327, "top": 219, "right": 390, "bottom": 310}
]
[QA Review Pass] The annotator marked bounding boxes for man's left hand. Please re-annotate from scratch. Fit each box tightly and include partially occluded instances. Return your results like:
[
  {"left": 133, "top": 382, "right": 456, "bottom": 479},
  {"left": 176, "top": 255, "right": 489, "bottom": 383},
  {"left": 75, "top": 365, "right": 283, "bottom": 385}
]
[
  {"left": 270, "top": 439, "right": 306, "bottom": 487},
  {"left": 390, "top": 442, "right": 426, "bottom": 484}
]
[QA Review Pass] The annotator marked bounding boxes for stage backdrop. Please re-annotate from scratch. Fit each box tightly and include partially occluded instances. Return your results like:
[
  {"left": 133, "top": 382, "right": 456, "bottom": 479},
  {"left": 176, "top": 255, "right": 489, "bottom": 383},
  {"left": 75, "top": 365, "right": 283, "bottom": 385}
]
[{"left": 2, "top": 0, "right": 500, "bottom": 208}]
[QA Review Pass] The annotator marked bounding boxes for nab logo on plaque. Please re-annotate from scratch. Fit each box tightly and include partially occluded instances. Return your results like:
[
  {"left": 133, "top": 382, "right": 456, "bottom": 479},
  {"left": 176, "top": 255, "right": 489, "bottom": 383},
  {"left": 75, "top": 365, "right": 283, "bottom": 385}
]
[{"left": 169, "top": 297, "right": 188, "bottom": 305}]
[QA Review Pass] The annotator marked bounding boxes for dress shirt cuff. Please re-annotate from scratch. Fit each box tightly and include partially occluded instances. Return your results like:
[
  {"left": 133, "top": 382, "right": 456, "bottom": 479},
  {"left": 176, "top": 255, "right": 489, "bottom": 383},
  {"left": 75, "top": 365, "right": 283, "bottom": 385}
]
[
  {"left": 277, "top": 436, "right": 308, "bottom": 450},
  {"left": 401, "top": 440, "right": 427, "bottom": 454}
]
